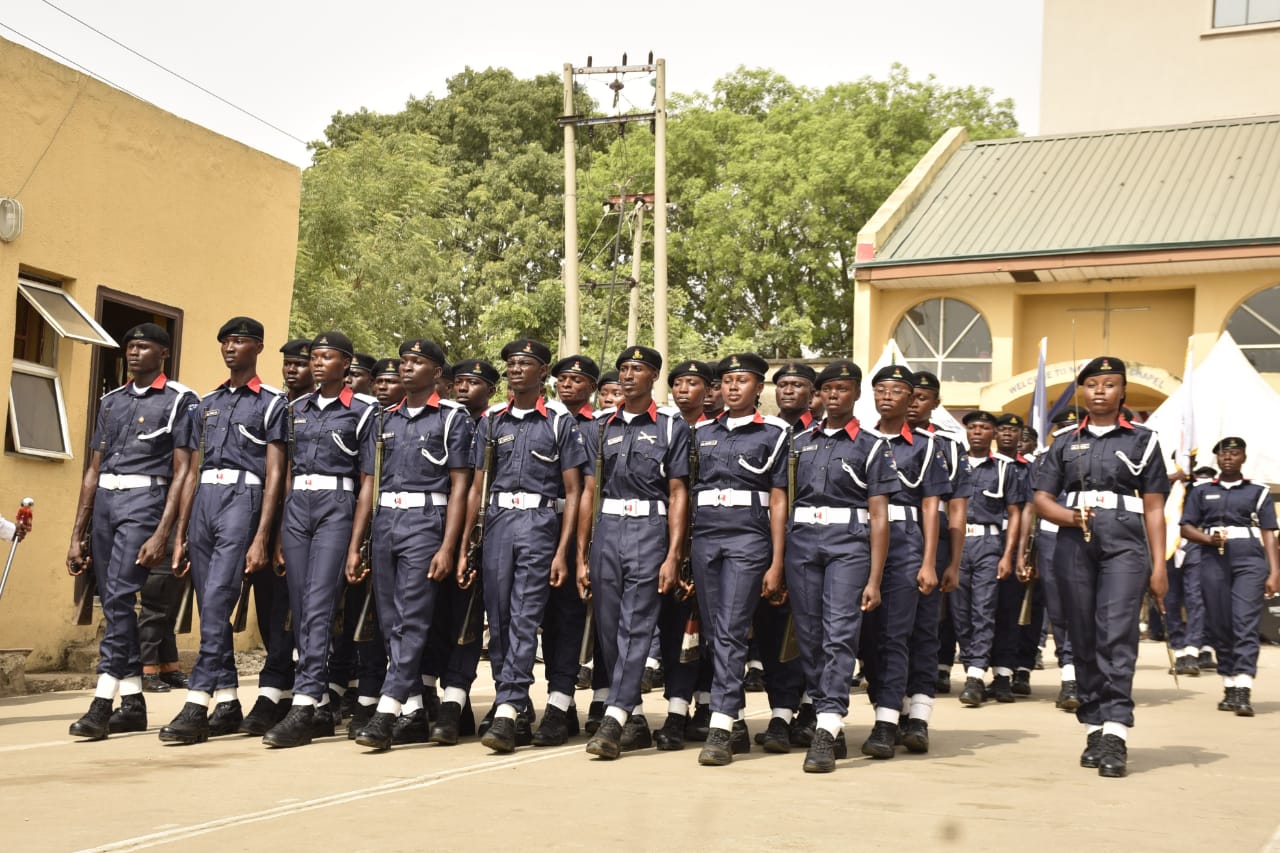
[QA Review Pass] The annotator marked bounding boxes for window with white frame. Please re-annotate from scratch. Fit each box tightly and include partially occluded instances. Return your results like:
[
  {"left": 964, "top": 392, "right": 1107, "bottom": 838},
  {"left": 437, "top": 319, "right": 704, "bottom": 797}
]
[
  {"left": 1228, "top": 284, "right": 1280, "bottom": 372},
  {"left": 8, "top": 277, "right": 116, "bottom": 458},
  {"left": 1214, "top": 0, "right": 1280, "bottom": 27},
  {"left": 893, "top": 297, "right": 993, "bottom": 382}
]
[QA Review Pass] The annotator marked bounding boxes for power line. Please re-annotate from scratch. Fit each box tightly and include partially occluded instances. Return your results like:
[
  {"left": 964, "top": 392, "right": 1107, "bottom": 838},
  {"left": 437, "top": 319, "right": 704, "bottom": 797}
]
[
  {"left": 35, "top": 0, "right": 308, "bottom": 145},
  {"left": 0, "top": 20, "right": 150, "bottom": 104}
]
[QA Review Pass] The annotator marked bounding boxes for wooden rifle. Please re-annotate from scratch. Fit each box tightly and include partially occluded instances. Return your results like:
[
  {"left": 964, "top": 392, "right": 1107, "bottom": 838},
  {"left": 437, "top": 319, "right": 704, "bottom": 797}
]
[
  {"left": 175, "top": 542, "right": 195, "bottom": 635},
  {"left": 352, "top": 405, "right": 385, "bottom": 643},
  {"left": 677, "top": 427, "right": 699, "bottom": 664},
  {"left": 1018, "top": 508, "right": 1038, "bottom": 626},
  {"left": 71, "top": 523, "right": 96, "bottom": 626},
  {"left": 778, "top": 423, "right": 800, "bottom": 664},
  {"left": 231, "top": 573, "right": 253, "bottom": 633},
  {"left": 578, "top": 417, "right": 608, "bottom": 668},
  {"left": 458, "top": 410, "right": 497, "bottom": 645}
]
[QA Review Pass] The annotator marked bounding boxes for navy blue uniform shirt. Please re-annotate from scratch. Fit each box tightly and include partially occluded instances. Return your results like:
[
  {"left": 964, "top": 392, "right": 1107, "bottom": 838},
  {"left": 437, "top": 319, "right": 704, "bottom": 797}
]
[
  {"left": 1181, "top": 479, "right": 1277, "bottom": 530},
  {"left": 1032, "top": 417, "right": 1170, "bottom": 499},
  {"left": 692, "top": 411, "right": 789, "bottom": 494},
  {"left": 472, "top": 398, "right": 587, "bottom": 497},
  {"left": 193, "top": 375, "right": 287, "bottom": 478},
  {"left": 288, "top": 386, "right": 378, "bottom": 478},
  {"left": 877, "top": 424, "right": 952, "bottom": 508},
  {"left": 582, "top": 402, "right": 691, "bottom": 503},
  {"left": 962, "top": 454, "right": 1028, "bottom": 525},
  {"left": 792, "top": 419, "right": 900, "bottom": 508},
  {"left": 379, "top": 393, "right": 475, "bottom": 493},
  {"left": 93, "top": 374, "right": 198, "bottom": 476}
]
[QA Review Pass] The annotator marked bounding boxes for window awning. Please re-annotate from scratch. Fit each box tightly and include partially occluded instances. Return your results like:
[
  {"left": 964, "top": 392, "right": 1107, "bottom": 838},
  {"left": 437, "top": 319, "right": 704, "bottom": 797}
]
[{"left": 17, "top": 280, "right": 116, "bottom": 347}]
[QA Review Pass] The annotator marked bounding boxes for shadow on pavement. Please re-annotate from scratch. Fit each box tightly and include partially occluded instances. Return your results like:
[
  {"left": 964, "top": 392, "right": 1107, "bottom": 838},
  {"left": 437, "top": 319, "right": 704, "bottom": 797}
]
[{"left": 1126, "top": 744, "right": 1228, "bottom": 775}]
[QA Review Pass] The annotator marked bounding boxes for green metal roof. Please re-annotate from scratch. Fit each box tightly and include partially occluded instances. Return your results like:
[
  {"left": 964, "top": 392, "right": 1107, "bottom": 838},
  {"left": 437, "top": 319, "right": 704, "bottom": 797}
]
[{"left": 867, "top": 115, "right": 1280, "bottom": 266}]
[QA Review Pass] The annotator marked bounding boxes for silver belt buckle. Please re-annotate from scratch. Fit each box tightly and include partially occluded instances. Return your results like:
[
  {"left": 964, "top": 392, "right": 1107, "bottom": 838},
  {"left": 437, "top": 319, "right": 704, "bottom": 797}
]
[
  {"left": 716, "top": 490, "right": 731, "bottom": 507},
  {"left": 813, "top": 508, "right": 826, "bottom": 523}
]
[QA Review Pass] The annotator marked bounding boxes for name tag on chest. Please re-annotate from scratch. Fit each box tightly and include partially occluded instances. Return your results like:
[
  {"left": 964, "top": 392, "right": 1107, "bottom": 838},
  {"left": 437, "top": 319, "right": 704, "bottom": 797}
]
[
  {"left": 700, "top": 440, "right": 718, "bottom": 448},
  {"left": 497, "top": 434, "right": 516, "bottom": 445},
  {"left": 1070, "top": 443, "right": 1089, "bottom": 451},
  {"left": 1205, "top": 494, "right": 1221, "bottom": 501},
  {"left": 607, "top": 435, "right": 625, "bottom": 446}
]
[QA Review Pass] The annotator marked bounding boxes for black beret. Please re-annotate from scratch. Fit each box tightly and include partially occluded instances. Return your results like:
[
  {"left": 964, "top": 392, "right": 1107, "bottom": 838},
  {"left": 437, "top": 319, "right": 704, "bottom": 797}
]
[
  {"left": 667, "top": 359, "right": 713, "bottom": 388},
  {"left": 996, "top": 413, "right": 1025, "bottom": 428},
  {"left": 1077, "top": 356, "right": 1126, "bottom": 384},
  {"left": 718, "top": 352, "right": 769, "bottom": 379},
  {"left": 912, "top": 371, "right": 941, "bottom": 393},
  {"left": 771, "top": 361, "right": 817, "bottom": 385},
  {"left": 815, "top": 359, "right": 863, "bottom": 388},
  {"left": 552, "top": 355, "right": 601, "bottom": 382},
  {"left": 1213, "top": 436, "right": 1246, "bottom": 453},
  {"left": 398, "top": 338, "right": 447, "bottom": 365},
  {"left": 439, "top": 362, "right": 453, "bottom": 381},
  {"left": 598, "top": 370, "right": 620, "bottom": 386},
  {"left": 124, "top": 323, "right": 170, "bottom": 347},
  {"left": 1052, "top": 405, "right": 1085, "bottom": 427},
  {"left": 373, "top": 358, "right": 400, "bottom": 378},
  {"left": 871, "top": 363, "right": 914, "bottom": 387},
  {"left": 351, "top": 352, "right": 377, "bottom": 373},
  {"left": 311, "top": 331, "right": 354, "bottom": 358},
  {"left": 616, "top": 345, "right": 663, "bottom": 372},
  {"left": 279, "top": 339, "right": 312, "bottom": 359},
  {"left": 453, "top": 359, "right": 500, "bottom": 386},
  {"left": 217, "top": 316, "right": 264, "bottom": 342},
  {"left": 500, "top": 338, "right": 552, "bottom": 365},
  {"left": 963, "top": 410, "right": 998, "bottom": 426}
]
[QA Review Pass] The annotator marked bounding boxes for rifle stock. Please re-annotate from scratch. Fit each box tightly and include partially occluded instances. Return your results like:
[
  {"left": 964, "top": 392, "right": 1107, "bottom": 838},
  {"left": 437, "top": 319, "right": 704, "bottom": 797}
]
[
  {"left": 231, "top": 574, "right": 253, "bottom": 633},
  {"left": 458, "top": 412, "right": 496, "bottom": 645},
  {"left": 72, "top": 526, "right": 95, "bottom": 626},
  {"left": 175, "top": 575, "right": 195, "bottom": 635}
]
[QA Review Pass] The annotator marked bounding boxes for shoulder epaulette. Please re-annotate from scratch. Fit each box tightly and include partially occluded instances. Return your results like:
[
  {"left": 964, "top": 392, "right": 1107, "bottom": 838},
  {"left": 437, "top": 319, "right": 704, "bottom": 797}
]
[
  {"left": 259, "top": 383, "right": 284, "bottom": 397},
  {"left": 439, "top": 398, "right": 465, "bottom": 410},
  {"left": 545, "top": 399, "right": 570, "bottom": 416},
  {"left": 1052, "top": 424, "right": 1076, "bottom": 438},
  {"left": 167, "top": 380, "right": 196, "bottom": 397},
  {"left": 483, "top": 402, "right": 507, "bottom": 415},
  {"left": 761, "top": 414, "right": 790, "bottom": 430},
  {"left": 694, "top": 418, "right": 717, "bottom": 430},
  {"left": 353, "top": 392, "right": 379, "bottom": 406},
  {"left": 593, "top": 406, "right": 617, "bottom": 420},
  {"left": 658, "top": 405, "right": 681, "bottom": 418}
]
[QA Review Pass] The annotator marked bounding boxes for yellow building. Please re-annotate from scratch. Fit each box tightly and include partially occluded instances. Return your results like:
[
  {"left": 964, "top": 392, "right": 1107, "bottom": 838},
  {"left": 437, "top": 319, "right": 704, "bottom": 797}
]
[
  {"left": 852, "top": 115, "right": 1280, "bottom": 418},
  {"left": 0, "top": 38, "right": 300, "bottom": 669}
]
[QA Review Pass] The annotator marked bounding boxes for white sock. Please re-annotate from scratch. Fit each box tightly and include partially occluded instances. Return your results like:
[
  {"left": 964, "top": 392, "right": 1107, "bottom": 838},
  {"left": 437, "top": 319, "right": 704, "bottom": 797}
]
[
  {"left": 185, "top": 690, "right": 212, "bottom": 707},
  {"left": 771, "top": 707, "right": 794, "bottom": 724},
  {"left": 592, "top": 688, "right": 610, "bottom": 703},
  {"left": 118, "top": 676, "right": 143, "bottom": 696},
  {"left": 633, "top": 704, "right": 645, "bottom": 715},
  {"left": 801, "top": 694, "right": 813, "bottom": 705},
  {"left": 966, "top": 666, "right": 985, "bottom": 680},
  {"left": 1085, "top": 724, "right": 1102, "bottom": 735},
  {"left": 258, "top": 686, "right": 284, "bottom": 703},
  {"left": 328, "top": 682, "right": 346, "bottom": 696},
  {"left": 443, "top": 687, "right": 468, "bottom": 706},
  {"left": 1102, "top": 721, "right": 1128, "bottom": 741},
  {"left": 605, "top": 705, "right": 630, "bottom": 725},
  {"left": 816, "top": 712, "right": 843, "bottom": 737},
  {"left": 547, "top": 691, "right": 572, "bottom": 712},
  {"left": 1183, "top": 646, "right": 1198, "bottom": 657},
  {"left": 347, "top": 679, "right": 358, "bottom": 690},
  {"left": 937, "top": 664, "right": 951, "bottom": 674},
  {"left": 94, "top": 674, "right": 120, "bottom": 700},
  {"left": 1015, "top": 667, "right": 1031, "bottom": 675},
  {"left": 747, "top": 661, "right": 763, "bottom": 671},
  {"left": 292, "top": 694, "right": 317, "bottom": 707},
  {"left": 994, "top": 666, "right": 1013, "bottom": 678},
  {"left": 376, "top": 695, "right": 402, "bottom": 715},
  {"left": 421, "top": 675, "right": 438, "bottom": 688},
  {"left": 709, "top": 711, "right": 735, "bottom": 731},
  {"left": 213, "top": 688, "right": 237, "bottom": 705},
  {"left": 875, "top": 706, "right": 900, "bottom": 724},
  {"left": 668, "top": 697, "right": 690, "bottom": 716},
  {"left": 1061, "top": 664, "right": 1076, "bottom": 682},
  {"left": 357, "top": 695, "right": 378, "bottom": 707},
  {"left": 645, "top": 656, "right": 660, "bottom": 670},
  {"left": 695, "top": 691, "right": 711, "bottom": 705},
  {"left": 495, "top": 703, "right": 518, "bottom": 720},
  {"left": 402, "top": 695, "right": 424, "bottom": 714},
  {"left": 1223, "top": 676, "right": 1236, "bottom": 688},
  {"left": 1235, "top": 674, "right": 1254, "bottom": 689},
  {"left": 909, "top": 693, "right": 934, "bottom": 722},
  {"left": 316, "top": 693, "right": 330, "bottom": 708}
]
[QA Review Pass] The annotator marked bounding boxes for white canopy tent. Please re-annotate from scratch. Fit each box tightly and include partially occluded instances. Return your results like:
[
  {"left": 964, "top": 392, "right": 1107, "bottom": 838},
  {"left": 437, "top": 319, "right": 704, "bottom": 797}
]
[
  {"left": 853, "top": 340, "right": 966, "bottom": 441},
  {"left": 1145, "top": 331, "right": 1280, "bottom": 486}
]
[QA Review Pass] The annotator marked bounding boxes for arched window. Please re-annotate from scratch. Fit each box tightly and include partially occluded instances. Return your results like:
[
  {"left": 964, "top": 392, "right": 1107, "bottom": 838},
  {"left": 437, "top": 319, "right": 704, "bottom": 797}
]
[
  {"left": 1228, "top": 285, "right": 1280, "bottom": 372},
  {"left": 893, "top": 298, "right": 992, "bottom": 382}
]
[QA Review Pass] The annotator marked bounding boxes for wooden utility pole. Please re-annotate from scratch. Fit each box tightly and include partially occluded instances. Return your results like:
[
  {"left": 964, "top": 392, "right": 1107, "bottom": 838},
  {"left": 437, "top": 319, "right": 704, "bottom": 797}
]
[
  {"left": 562, "top": 64, "right": 580, "bottom": 349},
  {"left": 653, "top": 59, "right": 668, "bottom": 400},
  {"left": 627, "top": 200, "right": 644, "bottom": 346}
]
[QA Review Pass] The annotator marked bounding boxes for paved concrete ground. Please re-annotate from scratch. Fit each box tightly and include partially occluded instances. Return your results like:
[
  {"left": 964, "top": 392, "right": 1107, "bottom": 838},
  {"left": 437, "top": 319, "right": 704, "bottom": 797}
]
[{"left": 3, "top": 640, "right": 1279, "bottom": 853}]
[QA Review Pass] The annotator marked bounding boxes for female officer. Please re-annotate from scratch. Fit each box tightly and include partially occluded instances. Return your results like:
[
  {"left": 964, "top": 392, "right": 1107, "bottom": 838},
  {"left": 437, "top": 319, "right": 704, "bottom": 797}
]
[
  {"left": 1179, "top": 437, "right": 1280, "bottom": 717},
  {"left": 785, "top": 359, "right": 897, "bottom": 772},
  {"left": 690, "top": 352, "right": 788, "bottom": 766},
  {"left": 265, "top": 331, "right": 378, "bottom": 748},
  {"left": 1033, "top": 357, "right": 1168, "bottom": 778}
]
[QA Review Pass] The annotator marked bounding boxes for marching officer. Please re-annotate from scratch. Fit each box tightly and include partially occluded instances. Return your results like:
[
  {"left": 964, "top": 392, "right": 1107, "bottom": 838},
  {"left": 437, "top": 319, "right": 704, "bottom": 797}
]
[
  {"left": 67, "top": 324, "right": 197, "bottom": 740},
  {"left": 159, "top": 317, "right": 287, "bottom": 744},
  {"left": 353, "top": 339, "right": 473, "bottom": 750},
  {"left": 578, "top": 346, "right": 691, "bottom": 759},
  {"left": 264, "top": 332, "right": 378, "bottom": 748},
  {"left": 690, "top": 352, "right": 789, "bottom": 766},
  {"left": 1179, "top": 437, "right": 1280, "bottom": 717},
  {"left": 1033, "top": 356, "right": 1169, "bottom": 778},
  {"left": 423, "top": 358, "right": 501, "bottom": 745},
  {"left": 1166, "top": 464, "right": 1216, "bottom": 676},
  {"left": 857, "top": 365, "right": 950, "bottom": 759},
  {"left": 457, "top": 339, "right": 586, "bottom": 754},
  {"left": 373, "top": 358, "right": 405, "bottom": 409},
  {"left": 597, "top": 370, "right": 624, "bottom": 410},
  {"left": 346, "top": 352, "right": 376, "bottom": 395},
  {"left": 786, "top": 359, "right": 897, "bottom": 772},
  {"left": 531, "top": 354, "right": 599, "bottom": 746},
  {"left": 991, "top": 412, "right": 1033, "bottom": 699}
]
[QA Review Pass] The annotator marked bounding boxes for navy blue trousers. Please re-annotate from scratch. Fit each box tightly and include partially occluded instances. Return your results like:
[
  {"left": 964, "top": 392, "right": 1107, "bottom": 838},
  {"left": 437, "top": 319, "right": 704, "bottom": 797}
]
[
  {"left": 1035, "top": 529, "right": 1073, "bottom": 667},
  {"left": 188, "top": 481, "right": 262, "bottom": 692},
  {"left": 371, "top": 505, "right": 443, "bottom": 702},
  {"left": 658, "top": 590, "right": 699, "bottom": 702},
  {"left": 482, "top": 507, "right": 557, "bottom": 708},
  {"left": 422, "top": 578, "right": 483, "bottom": 692},
  {"left": 1055, "top": 522, "right": 1148, "bottom": 727},
  {"left": 784, "top": 524, "right": 870, "bottom": 717},
  {"left": 94, "top": 484, "right": 167, "bottom": 679},
  {"left": 691, "top": 517, "right": 772, "bottom": 717},
  {"left": 992, "top": 574, "right": 1024, "bottom": 670},
  {"left": 590, "top": 513, "right": 667, "bottom": 711},
  {"left": 329, "top": 580, "right": 386, "bottom": 696},
  {"left": 542, "top": 534, "right": 586, "bottom": 698},
  {"left": 754, "top": 597, "right": 804, "bottom": 711},
  {"left": 1165, "top": 550, "right": 1206, "bottom": 651},
  {"left": 1015, "top": 574, "right": 1048, "bottom": 670},
  {"left": 281, "top": 489, "right": 355, "bottom": 700},
  {"left": 909, "top": 526, "right": 951, "bottom": 696},
  {"left": 252, "top": 568, "right": 295, "bottom": 691},
  {"left": 860, "top": 517, "right": 923, "bottom": 712},
  {"left": 953, "top": 531, "right": 1003, "bottom": 671},
  {"left": 1198, "top": 540, "right": 1269, "bottom": 677}
]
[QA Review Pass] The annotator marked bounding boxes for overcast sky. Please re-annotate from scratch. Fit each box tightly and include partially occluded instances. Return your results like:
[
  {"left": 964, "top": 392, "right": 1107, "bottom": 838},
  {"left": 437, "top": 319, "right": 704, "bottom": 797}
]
[{"left": 1, "top": 1, "right": 1044, "bottom": 168}]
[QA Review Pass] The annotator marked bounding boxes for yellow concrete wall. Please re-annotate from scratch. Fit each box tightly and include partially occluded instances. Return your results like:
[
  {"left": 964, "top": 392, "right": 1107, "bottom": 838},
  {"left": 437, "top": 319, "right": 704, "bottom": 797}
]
[
  {"left": 0, "top": 38, "right": 300, "bottom": 668},
  {"left": 1042, "top": 0, "right": 1280, "bottom": 133}
]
